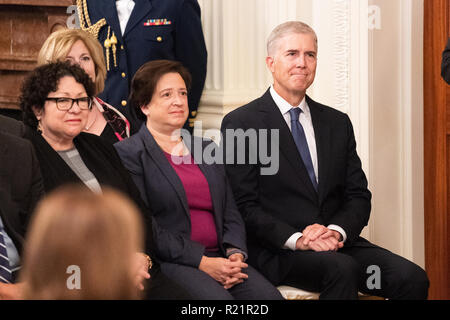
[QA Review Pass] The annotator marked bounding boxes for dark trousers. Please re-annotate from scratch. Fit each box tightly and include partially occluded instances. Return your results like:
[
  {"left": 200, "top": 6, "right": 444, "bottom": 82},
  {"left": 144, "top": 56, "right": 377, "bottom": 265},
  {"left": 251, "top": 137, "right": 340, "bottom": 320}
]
[
  {"left": 159, "top": 252, "right": 283, "bottom": 300},
  {"left": 144, "top": 266, "right": 193, "bottom": 300},
  {"left": 251, "top": 241, "right": 429, "bottom": 300}
]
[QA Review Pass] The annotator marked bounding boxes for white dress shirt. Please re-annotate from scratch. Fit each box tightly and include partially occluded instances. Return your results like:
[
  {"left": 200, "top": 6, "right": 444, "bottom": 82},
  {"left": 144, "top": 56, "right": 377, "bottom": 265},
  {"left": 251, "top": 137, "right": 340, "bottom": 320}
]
[
  {"left": 269, "top": 86, "right": 347, "bottom": 250},
  {"left": 116, "top": 0, "right": 135, "bottom": 35}
]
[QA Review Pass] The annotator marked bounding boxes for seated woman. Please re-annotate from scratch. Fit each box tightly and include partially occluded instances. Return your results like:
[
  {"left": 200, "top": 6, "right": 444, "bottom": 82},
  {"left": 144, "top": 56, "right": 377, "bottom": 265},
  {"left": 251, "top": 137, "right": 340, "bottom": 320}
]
[
  {"left": 38, "top": 28, "right": 132, "bottom": 144},
  {"left": 19, "top": 61, "right": 190, "bottom": 300},
  {"left": 20, "top": 185, "right": 145, "bottom": 299},
  {"left": 115, "top": 60, "right": 283, "bottom": 300}
]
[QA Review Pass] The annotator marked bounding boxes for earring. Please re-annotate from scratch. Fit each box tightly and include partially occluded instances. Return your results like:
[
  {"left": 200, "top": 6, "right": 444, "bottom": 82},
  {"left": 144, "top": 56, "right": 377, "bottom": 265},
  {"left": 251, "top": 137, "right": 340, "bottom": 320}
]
[{"left": 36, "top": 118, "right": 43, "bottom": 133}]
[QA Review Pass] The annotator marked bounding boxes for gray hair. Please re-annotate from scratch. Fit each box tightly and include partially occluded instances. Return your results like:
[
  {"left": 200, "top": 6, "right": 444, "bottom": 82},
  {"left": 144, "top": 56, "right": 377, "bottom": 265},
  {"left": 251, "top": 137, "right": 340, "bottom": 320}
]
[{"left": 267, "top": 21, "right": 318, "bottom": 56}]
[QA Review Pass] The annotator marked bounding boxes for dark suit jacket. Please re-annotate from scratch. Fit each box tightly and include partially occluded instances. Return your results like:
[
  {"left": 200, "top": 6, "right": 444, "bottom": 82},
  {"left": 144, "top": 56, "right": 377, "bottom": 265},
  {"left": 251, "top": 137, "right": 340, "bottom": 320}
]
[
  {"left": 85, "top": 0, "right": 207, "bottom": 128},
  {"left": 0, "top": 132, "right": 44, "bottom": 256},
  {"left": 0, "top": 115, "right": 25, "bottom": 137},
  {"left": 221, "top": 89, "right": 372, "bottom": 257},
  {"left": 114, "top": 125, "right": 248, "bottom": 268},
  {"left": 442, "top": 38, "right": 450, "bottom": 84}
]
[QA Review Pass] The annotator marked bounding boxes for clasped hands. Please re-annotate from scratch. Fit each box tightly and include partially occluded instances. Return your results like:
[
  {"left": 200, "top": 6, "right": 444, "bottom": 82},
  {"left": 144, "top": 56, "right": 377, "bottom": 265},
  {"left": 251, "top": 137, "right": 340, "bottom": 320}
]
[
  {"left": 296, "top": 224, "right": 344, "bottom": 252},
  {"left": 199, "top": 253, "right": 248, "bottom": 290}
]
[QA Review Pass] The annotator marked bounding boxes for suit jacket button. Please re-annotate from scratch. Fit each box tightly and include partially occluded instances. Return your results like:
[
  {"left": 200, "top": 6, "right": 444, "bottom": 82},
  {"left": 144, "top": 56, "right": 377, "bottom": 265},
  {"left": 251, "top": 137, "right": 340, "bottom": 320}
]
[
  {"left": 156, "top": 36, "right": 162, "bottom": 42},
  {"left": 121, "top": 100, "right": 127, "bottom": 107},
  {"left": 121, "top": 72, "right": 126, "bottom": 78}
]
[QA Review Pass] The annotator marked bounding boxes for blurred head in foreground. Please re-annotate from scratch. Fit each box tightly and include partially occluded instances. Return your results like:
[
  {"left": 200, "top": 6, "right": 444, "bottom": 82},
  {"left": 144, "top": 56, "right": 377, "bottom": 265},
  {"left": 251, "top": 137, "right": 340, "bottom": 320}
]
[{"left": 20, "top": 185, "right": 144, "bottom": 299}]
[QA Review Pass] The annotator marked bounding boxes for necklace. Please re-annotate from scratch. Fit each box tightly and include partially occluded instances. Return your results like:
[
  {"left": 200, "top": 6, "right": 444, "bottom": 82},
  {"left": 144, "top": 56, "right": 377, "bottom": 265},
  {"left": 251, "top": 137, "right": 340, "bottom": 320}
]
[{"left": 85, "top": 110, "right": 98, "bottom": 130}]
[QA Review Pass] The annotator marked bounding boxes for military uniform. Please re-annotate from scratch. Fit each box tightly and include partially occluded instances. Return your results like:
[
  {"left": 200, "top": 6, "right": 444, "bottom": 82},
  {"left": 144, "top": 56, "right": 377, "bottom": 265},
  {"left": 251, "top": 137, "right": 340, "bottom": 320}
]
[{"left": 78, "top": 0, "right": 207, "bottom": 131}]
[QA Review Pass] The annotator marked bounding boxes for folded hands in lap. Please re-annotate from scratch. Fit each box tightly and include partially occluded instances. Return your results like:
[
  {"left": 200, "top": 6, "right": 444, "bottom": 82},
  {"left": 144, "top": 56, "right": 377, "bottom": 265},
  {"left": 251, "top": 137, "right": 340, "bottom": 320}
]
[
  {"left": 199, "top": 253, "right": 248, "bottom": 290},
  {"left": 296, "top": 224, "right": 344, "bottom": 252}
]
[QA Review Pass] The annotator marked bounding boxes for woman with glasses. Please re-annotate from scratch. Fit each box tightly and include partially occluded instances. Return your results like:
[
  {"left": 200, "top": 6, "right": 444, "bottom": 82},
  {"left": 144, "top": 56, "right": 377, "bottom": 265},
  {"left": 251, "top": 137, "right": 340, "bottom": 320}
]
[
  {"left": 38, "top": 29, "right": 132, "bottom": 144},
  {"left": 20, "top": 61, "right": 191, "bottom": 300}
]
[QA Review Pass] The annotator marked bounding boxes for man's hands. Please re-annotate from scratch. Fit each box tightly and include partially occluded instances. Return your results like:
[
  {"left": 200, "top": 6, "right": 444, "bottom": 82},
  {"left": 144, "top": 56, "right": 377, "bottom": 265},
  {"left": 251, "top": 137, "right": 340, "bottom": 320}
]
[
  {"left": 199, "top": 254, "right": 248, "bottom": 290},
  {"left": 295, "top": 224, "right": 344, "bottom": 252}
]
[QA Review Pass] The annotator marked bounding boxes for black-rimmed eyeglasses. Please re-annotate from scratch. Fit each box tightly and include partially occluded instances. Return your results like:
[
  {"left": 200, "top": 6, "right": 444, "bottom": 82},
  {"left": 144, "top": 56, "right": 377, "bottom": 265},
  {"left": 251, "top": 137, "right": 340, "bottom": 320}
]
[{"left": 45, "top": 97, "right": 93, "bottom": 111}]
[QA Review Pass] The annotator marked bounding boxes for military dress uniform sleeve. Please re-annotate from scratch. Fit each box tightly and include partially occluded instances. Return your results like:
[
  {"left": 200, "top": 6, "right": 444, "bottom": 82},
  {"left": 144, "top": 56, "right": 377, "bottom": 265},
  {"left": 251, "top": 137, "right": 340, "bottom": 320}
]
[{"left": 442, "top": 38, "right": 450, "bottom": 84}]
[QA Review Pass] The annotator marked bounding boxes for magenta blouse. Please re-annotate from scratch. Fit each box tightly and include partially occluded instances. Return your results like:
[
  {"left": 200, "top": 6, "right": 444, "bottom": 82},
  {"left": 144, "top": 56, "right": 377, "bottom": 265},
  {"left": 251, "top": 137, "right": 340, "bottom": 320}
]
[{"left": 164, "top": 152, "right": 219, "bottom": 252}]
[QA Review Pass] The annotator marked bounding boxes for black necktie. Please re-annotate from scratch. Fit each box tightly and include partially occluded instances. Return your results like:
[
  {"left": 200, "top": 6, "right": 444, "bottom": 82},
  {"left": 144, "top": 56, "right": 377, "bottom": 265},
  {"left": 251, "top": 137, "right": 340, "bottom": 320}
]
[{"left": 289, "top": 107, "right": 318, "bottom": 191}]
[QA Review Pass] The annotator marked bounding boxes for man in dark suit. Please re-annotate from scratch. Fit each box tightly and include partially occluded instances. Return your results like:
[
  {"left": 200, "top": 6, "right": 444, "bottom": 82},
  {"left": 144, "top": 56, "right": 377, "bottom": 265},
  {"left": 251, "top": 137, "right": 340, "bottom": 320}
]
[
  {"left": 0, "top": 130, "right": 44, "bottom": 299},
  {"left": 78, "top": 0, "right": 207, "bottom": 131},
  {"left": 442, "top": 38, "right": 450, "bottom": 84},
  {"left": 221, "top": 21, "right": 429, "bottom": 299}
]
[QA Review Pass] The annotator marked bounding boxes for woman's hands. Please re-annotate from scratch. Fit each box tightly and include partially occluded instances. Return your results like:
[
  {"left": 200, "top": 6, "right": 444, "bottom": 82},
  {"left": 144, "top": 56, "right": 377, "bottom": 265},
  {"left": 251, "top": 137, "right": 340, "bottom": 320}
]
[{"left": 199, "top": 254, "right": 248, "bottom": 290}]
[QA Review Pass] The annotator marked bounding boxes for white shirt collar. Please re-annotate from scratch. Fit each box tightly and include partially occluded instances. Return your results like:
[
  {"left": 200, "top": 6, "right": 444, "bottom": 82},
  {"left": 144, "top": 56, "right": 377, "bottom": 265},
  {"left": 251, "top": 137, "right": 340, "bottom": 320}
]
[
  {"left": 116, "top": 0, "right": 135, "bottom": 35},
  {"left": 269, "top": 85, "right": 309, "bottom": 116}
]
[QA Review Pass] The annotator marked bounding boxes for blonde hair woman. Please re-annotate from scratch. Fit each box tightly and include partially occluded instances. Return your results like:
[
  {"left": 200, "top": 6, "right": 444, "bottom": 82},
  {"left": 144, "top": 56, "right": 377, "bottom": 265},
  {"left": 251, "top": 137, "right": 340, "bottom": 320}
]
[
  {"left": 38, "top": 29, "right": 131, "bottom": 144},
  {"left": 20, "top": 185, "right": 145, "bottom": 299}
]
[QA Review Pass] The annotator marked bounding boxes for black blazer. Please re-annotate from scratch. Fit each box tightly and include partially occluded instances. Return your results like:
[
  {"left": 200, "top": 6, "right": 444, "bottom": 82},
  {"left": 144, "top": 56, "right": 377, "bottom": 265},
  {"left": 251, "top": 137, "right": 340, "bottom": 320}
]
[
  {"left": 221, "top": 89, "right": 372, "bottom": 253},
  {"left": 114, "top": 125, "right": 247, "bottom": 267},
  {"left": 23, "top": 128, "right": 156, "bottom": 255},
  {"left": 0, "top": 132, "right": 44, "bottom": 255}
]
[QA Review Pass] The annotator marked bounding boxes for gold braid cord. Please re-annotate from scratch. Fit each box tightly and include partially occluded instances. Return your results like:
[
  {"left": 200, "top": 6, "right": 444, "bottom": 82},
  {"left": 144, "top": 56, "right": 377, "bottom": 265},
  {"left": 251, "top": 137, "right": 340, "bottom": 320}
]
[
  {"left": 77, "top": 0, "right": 106, "bottom": 39},
  {"left": 104, "top": 27, "right": 111, "bottom": 71},
  {"left": 77, "top": 0, "right": 117, "bottom": 70}
]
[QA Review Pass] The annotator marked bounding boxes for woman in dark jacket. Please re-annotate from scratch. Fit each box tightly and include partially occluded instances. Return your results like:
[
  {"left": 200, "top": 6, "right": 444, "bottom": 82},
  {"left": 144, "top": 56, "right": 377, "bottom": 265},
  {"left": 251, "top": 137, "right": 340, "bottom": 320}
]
[
  {"left": 115, "top": 60, "right": 282, "bottom": 300},
  {"left": 19, "top": 61, "right": 190, "bottom": 299}
]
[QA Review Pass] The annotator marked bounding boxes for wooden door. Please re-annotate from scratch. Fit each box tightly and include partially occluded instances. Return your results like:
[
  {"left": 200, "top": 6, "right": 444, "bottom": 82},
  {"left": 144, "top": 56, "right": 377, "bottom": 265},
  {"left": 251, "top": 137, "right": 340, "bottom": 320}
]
[{"left": 424, "top": 0, "right": 450, "bottom": 300}]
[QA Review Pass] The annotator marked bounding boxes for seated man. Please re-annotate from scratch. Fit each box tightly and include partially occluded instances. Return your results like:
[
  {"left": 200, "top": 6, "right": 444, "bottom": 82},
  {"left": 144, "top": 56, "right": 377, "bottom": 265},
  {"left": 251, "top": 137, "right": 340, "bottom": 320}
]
[
  {"left": 221, "top": 21, "right": 429, "bottom": 299},
  {"left": 0, "top": 130, "right": 44, "bottom": 299}
]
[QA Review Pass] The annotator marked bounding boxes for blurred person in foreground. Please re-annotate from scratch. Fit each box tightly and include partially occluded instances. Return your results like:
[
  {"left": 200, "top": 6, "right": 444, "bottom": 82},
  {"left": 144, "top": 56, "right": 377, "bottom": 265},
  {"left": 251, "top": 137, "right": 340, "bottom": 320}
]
[{"left": 20, "top": 185, "right": 145, "bottom": 299}]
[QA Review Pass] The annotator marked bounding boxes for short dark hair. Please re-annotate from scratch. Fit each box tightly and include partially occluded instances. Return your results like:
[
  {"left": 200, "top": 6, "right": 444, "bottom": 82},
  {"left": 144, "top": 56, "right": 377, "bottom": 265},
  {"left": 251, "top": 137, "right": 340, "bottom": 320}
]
[
  {"left": 20, "top": 61, "right": 95, "bottom": 130},
  {"left": 129, "top": 60, "right": 192, "bottom": 120}
]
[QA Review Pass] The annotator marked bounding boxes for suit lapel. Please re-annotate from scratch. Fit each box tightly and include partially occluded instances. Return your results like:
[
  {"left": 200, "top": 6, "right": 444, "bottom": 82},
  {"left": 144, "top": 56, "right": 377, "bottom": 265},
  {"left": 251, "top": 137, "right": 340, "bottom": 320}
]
[
  {"left": 139, "top": 127, "right": 190, "bottom": 218},
  {"left": 307, "top": 96, "right": 331, "bottom": 204},
  {"left": 124, "top": 0, "right": 153, "bottom": 38},
  {"left": 259, "top": 91, "right": 318, "bottom": 200}
]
